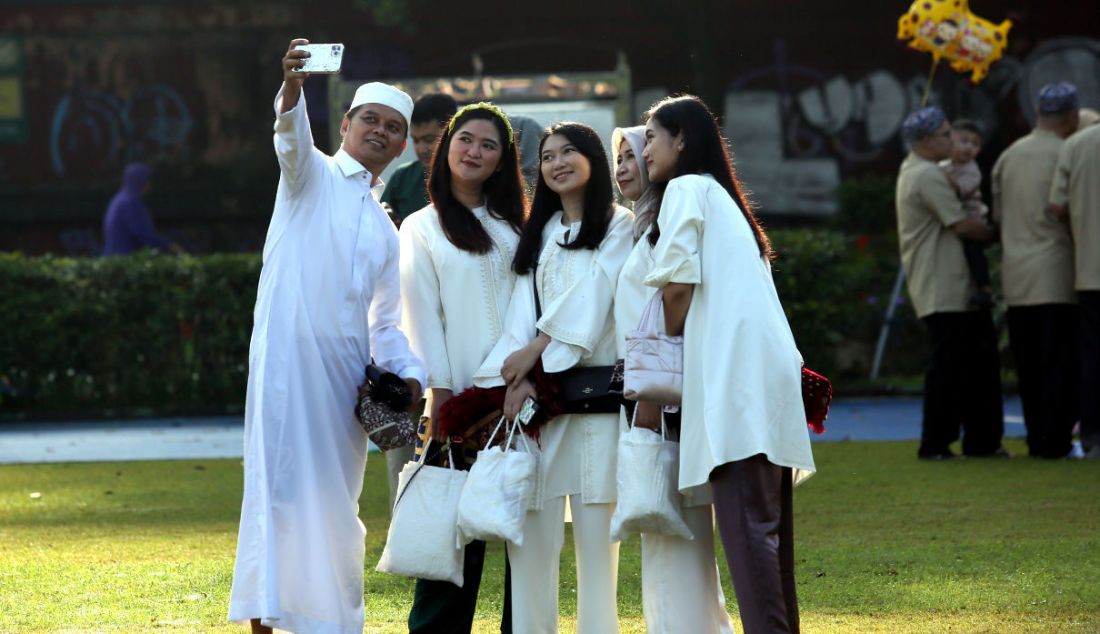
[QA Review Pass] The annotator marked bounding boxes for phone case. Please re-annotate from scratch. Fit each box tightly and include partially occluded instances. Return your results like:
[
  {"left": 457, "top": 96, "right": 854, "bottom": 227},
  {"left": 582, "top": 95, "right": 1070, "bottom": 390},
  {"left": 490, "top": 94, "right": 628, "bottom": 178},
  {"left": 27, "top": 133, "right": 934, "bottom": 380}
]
[
  {"left": 516, "top": 397, "right": 539, "bottom": 426},
  {"left": 294, "top": 43, "right": 344, "bottom": 74}
]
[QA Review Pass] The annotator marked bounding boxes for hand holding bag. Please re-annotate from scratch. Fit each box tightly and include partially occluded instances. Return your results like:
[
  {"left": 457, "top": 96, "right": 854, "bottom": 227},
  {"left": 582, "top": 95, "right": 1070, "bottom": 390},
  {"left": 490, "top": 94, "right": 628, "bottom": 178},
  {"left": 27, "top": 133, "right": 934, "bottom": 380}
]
[
  {"left": 356, "top": 363, "right": 417, "bottom": 451},
  {"left": 455, "top": 417, "right": 539, "bottom": 547},
  {"left": 375, "top": 439, "right": 467, "bottom": 586},
  {"left": 609, "top": 407, "right": 693, "bottom": 542},
  {"left": 623, "top": 289, "right": 684, "bottom": 405}
]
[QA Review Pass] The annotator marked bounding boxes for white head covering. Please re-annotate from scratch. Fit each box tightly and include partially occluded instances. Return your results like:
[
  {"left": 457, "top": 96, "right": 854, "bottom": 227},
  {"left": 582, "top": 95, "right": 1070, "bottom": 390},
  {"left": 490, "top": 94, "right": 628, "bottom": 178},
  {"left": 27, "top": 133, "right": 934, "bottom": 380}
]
[
  {"left": 611, "top": 125, "right": 649, "bottom": 191},
  {"left": 348, "top": 82, "right": 414, "bottom": 131},
  {"left": 611, "top": 125, "right": 656, "bottom": 240}
]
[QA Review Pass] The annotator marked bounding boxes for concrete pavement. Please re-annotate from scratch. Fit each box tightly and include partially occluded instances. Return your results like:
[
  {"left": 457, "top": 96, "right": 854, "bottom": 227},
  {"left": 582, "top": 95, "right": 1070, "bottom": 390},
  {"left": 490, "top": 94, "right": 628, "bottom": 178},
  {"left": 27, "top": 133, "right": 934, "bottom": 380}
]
[{"left": 0, "top": 397, "right": 1025, "bottom": 465}]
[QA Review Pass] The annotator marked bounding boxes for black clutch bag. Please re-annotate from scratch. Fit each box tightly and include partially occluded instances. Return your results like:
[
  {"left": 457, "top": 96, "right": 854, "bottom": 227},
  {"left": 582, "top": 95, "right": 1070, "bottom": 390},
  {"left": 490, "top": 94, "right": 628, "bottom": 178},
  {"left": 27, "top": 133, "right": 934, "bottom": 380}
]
[
  {"left": 365, "top": 363, "right": 412, "bottom": 411},
  {"left": 556, "top": 365, "right": 621, "bottom": 415}
]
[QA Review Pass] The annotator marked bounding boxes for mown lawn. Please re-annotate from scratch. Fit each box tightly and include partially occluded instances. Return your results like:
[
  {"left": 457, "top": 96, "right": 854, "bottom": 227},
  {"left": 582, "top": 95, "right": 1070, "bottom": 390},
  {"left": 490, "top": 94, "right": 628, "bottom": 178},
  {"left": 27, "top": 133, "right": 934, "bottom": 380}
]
[{"left": 1, "top": 439, "right": 1097, "bottom": 633}]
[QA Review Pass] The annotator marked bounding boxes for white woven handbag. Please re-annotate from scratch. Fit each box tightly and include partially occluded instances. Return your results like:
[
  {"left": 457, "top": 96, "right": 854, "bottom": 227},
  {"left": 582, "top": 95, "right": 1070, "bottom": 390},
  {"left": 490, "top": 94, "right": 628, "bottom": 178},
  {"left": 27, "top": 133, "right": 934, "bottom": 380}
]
[
  {"left": 456, "top": 417, "right": 539, "bottom": 547},
  {"left": 609, "top": 410, "right": 693, "bottom": 543},
  {"left": 623, "top": 289, "right": 684, "bottom": 405},
  {"left": 375, "top": 439, "right": 467, "bottom": 586}
]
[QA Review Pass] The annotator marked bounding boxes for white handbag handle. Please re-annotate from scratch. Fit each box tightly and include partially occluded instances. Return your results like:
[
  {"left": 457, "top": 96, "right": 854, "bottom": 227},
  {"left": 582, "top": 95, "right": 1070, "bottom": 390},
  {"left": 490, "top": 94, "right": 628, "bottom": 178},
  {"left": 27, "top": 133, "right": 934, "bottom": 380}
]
[
  {"left": 393, "top": 438, "right": 454, "bottom": 511},
  {"left": 485, "top": 416, "right": 508, "bottom": 449},
  {"left": 505, "top": 416, "right": 533, "bottom": 453},
  {"left": 637, "top": 289, "right": 666, "bottom": 337}
]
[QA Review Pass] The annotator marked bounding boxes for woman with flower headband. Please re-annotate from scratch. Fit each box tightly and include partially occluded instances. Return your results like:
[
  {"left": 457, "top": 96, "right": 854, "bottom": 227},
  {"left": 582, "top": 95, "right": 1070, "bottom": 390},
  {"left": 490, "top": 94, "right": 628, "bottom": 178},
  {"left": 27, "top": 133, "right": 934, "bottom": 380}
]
[
  {"left": 474, "top": 121, "right": 633, "bottom": 633},
  {"left": 398, "top": 102, "right": 527, "bottom": 633}
]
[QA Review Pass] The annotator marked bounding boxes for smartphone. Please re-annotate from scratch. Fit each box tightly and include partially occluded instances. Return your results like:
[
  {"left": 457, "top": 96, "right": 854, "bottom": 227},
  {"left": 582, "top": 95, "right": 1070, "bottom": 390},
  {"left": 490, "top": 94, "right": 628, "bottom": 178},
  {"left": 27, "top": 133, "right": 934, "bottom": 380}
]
[
  {"left": 516, "top": 396, "right": 539, "bottom": 426},
  {"left": 293, "top": 43, "right": 345, "bottom": 74}
]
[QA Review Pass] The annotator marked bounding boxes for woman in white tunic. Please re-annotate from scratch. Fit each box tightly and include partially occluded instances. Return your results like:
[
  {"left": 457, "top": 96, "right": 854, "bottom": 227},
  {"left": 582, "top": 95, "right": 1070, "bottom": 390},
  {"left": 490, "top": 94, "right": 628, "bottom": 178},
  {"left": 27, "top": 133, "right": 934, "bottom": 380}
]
[
  {"left": 399, "top": 103, "right": 526, "bottom": 634},
  {"left": 641, "top": 96, "right": 816, "bottom": 634},
  {"left": 474, "top": 122, "right": 633, "bottom": 634},
  {"left": 611, "top": 125, "right": 734, "bottom": 634}
]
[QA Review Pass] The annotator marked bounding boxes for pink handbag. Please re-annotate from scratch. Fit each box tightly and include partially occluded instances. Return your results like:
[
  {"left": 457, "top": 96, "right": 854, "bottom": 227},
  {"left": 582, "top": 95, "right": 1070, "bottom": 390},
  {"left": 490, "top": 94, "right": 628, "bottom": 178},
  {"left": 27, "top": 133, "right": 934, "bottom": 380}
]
[{"left": 623, "top": 289, "right": 684, "bottom": 405}]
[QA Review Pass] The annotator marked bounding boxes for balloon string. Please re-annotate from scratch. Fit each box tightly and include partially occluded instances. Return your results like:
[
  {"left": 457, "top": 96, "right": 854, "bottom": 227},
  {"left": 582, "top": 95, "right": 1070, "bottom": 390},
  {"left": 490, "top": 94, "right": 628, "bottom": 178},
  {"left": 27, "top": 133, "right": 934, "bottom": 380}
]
[{"left": 921, "top": 58, "right": 939, "bottom": 107}]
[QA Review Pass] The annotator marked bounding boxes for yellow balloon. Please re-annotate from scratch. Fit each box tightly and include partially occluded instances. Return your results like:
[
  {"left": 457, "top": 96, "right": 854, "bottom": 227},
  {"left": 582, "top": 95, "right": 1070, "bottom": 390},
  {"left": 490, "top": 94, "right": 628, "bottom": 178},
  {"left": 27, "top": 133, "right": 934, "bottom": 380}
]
[{"left": 897, "top": 0, "right": 1012, "bottom": 83}]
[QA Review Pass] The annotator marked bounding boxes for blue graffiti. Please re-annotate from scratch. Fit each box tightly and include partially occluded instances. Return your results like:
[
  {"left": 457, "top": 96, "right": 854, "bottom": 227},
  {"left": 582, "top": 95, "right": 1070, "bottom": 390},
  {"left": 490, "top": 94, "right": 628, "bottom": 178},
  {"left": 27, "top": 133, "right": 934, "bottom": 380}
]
[{"left": 49, "top": 84, "right": 192, "bottom": 177}]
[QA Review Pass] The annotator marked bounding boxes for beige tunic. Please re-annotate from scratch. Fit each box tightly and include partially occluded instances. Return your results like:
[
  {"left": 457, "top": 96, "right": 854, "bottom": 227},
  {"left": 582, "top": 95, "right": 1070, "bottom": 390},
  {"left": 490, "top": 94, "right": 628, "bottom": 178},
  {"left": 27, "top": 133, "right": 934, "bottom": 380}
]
[
  {"left": 896, "top": 153, "right": 974, "bottom": 318},
  {"left": 1049, "top": 125, "right": 1100, "bottom": 291},
  {"left": 991, "top": 129, "right": 1075, "bottom": 306},
  {"left": 398, "top": 204, "right": 520, "bottom": 394}
]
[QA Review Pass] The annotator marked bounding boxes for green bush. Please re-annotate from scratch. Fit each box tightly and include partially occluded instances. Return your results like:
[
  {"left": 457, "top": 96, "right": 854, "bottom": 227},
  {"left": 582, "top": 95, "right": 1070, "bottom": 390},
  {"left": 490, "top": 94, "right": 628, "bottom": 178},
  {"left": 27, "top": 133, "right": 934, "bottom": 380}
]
[
  {"left": 0, "top": 252, "right": 260, "bottom": 419},
  {"left": 0, "top": 227, "right": 928, "bottom": 418},
  {"left": 770, "top": 228, "right": 925, "bottom": 383}
]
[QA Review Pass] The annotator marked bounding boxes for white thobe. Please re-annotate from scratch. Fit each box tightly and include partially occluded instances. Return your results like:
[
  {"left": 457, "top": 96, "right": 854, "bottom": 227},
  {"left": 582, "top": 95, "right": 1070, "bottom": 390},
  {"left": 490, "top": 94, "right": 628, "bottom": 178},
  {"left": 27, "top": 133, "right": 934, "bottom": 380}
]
[
  {"left": 398, "top": 203, "right": 519, "bottom": 399},
  {"left": 645, "top": 174, "right": 815, "bottom": 494},
  {"left": 229, "top": 86, "right": 425, "bottom": 634}
]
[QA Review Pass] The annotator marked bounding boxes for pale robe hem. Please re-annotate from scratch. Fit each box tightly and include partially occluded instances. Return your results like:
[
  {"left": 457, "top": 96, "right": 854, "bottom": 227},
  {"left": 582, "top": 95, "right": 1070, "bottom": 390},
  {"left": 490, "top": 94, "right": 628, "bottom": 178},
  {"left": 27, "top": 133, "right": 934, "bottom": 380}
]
[{"left": 228, "top": 602, "right": 362, "bottom": 634}]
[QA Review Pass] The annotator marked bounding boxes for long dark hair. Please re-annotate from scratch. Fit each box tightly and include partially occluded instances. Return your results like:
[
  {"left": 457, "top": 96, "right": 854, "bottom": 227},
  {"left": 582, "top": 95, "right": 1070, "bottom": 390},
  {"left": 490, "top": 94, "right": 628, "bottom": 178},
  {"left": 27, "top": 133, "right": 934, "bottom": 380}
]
[
  {"left": 645, "top": 95, "right": 772, "bottom": 259},
  {"left": 512, "top": 122, "right": 615, "bottom": 274},
  {"left": 427, "top": 106, "right": 526, "bottom": 253}
]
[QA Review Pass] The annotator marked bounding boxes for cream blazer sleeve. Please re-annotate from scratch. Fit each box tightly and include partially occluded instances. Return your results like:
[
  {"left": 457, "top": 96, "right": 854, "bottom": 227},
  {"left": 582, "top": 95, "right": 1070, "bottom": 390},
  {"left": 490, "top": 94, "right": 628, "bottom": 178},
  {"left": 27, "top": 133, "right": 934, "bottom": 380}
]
[{"left": 646, "top": 178, "right": 705, "bottom": 288}]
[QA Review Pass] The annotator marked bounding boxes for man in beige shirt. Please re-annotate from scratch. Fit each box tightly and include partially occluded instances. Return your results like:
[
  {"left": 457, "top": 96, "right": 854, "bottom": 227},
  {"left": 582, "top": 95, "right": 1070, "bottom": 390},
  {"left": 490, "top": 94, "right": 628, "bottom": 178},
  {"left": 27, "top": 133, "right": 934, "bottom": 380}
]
[
  {"left": 1049, "top": 96, "right": 1100, "bottom": 459},
  {"left": 992, "top": 82, "right": 1081, "bottom": 459},
  {"left": 896, "top": 105, "right": 1006, "bottom": 460}
]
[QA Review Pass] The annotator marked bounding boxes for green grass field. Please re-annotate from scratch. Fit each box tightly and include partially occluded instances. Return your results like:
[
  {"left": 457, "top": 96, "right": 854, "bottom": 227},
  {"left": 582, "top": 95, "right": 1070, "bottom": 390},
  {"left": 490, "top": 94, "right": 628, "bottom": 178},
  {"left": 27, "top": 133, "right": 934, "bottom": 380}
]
[{"left": 1, "top": 439, "right": 1098, "bottom": 633}]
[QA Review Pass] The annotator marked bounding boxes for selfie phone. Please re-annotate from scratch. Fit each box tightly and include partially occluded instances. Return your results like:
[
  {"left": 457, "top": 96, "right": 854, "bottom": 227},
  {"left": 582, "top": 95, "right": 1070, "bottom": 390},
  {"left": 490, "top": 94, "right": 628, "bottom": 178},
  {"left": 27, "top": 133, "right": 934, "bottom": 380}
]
[
  {"left": 516, "top": 396, "right": 539, "bottom": 426},
  {"left": 293, "top": 43, "right": 345, "bottom": 74}
]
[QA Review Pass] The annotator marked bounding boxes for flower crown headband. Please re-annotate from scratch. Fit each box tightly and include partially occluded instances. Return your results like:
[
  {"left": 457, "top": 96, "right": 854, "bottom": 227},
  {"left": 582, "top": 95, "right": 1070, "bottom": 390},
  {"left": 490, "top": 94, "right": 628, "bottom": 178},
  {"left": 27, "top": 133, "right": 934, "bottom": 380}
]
[{"left": 447, "top": 102, "right": 514, "bottom": 147}]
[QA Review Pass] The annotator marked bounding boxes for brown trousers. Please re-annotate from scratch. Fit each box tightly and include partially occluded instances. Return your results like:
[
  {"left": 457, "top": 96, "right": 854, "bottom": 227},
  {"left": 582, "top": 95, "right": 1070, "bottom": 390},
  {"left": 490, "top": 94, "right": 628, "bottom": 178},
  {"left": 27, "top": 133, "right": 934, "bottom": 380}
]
[{"left": 709, "top": 455, "right": 798, "bottom": 634}]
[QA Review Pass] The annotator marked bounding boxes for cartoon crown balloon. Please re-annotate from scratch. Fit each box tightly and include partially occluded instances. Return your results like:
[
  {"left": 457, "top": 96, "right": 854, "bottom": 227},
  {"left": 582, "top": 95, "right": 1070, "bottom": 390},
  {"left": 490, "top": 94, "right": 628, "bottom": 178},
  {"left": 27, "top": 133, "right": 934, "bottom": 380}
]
[{"left": 898, "top": 0, "right": 1012, "bottom": 85}]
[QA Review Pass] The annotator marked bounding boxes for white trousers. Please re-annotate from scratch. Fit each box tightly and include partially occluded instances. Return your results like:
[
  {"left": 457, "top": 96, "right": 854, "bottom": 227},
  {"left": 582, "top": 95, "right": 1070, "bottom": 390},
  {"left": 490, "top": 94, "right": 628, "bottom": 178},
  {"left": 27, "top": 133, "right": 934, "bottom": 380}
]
[
  {"left": 507, "top": 496, "right": 620, "bottom": 634},
  {"left": 641, "top": 504, "right": 735, "bottom": 634}
]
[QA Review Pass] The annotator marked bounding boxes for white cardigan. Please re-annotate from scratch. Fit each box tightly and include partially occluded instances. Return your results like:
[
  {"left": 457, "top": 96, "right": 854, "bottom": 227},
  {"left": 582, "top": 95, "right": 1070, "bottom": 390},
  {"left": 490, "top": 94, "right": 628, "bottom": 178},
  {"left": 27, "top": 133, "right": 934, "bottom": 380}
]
[
  {"left": 645, "top": 175, "right": 816, "bottom": 492},
  {"left": 476, "top": 206, "right": 634, "bottom": 505}
]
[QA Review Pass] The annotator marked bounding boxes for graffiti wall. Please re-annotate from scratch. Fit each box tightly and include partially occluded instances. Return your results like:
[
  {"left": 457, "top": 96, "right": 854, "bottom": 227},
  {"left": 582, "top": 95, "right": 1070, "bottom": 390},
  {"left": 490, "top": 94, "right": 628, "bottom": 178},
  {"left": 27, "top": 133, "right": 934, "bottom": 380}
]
[{"left": 721, "top": 37, "right": 1100, "bottom": 216}]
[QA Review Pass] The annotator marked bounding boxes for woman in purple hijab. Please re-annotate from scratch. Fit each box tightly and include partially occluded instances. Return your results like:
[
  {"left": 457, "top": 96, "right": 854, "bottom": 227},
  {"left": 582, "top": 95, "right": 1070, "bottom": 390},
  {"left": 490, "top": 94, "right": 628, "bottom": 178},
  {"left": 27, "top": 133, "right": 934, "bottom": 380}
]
[{"left": 102, "top": 163, "right": 181, "bottom": 255}]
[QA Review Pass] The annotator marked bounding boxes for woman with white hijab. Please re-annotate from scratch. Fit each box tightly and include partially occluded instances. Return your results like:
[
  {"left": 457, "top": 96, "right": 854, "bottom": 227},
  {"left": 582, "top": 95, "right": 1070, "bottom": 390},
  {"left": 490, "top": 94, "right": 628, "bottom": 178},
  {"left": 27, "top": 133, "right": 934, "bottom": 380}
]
[{"left": 612, "top": 125, "right": 734, "bottom": 634}]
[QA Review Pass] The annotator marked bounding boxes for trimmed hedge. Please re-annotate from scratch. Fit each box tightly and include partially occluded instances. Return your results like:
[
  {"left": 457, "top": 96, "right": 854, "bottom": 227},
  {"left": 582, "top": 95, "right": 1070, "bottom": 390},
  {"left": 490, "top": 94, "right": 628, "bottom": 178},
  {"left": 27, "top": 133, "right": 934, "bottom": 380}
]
[
  {"left": 0, "top": 252, "right": 260, "bottom": 418},
  {"left": 0, "top": 231, "right": 924, "bottom": 419}
]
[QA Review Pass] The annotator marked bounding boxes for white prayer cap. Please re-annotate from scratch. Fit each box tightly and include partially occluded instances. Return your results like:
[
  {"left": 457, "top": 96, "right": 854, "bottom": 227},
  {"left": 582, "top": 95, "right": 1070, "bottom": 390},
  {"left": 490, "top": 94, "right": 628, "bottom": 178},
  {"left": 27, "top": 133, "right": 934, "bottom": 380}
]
[{"left": 348, "top": 82, "right": 414, "bottom": 129}]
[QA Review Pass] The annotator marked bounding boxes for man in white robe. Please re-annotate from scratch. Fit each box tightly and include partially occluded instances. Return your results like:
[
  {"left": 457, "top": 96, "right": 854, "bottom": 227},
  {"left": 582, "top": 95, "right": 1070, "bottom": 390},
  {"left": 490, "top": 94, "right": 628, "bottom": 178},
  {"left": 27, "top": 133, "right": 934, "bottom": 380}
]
[{"left": 228, "top": 39, "right": 425, "bottom": 634}]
